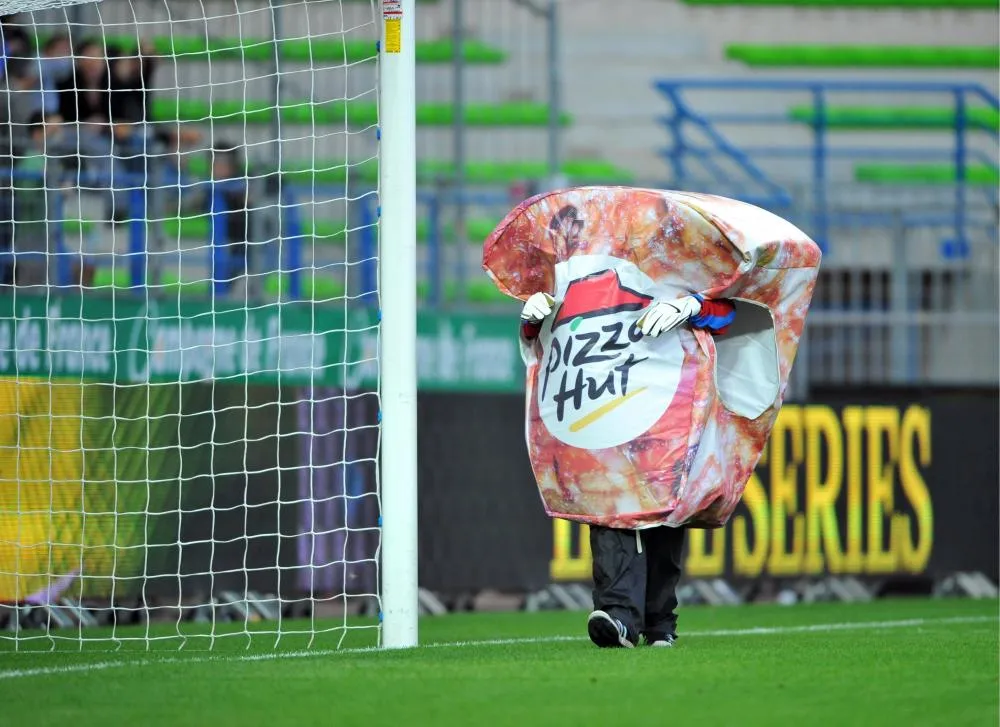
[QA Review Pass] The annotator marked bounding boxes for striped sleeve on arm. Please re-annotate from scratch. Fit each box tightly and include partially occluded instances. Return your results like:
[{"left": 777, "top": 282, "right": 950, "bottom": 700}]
[
  {"left": 690, "top": 294, "right": 736, "bottom": 336},
  {"left": 521, "top": 320, "right": 543, "bottom": 341}
]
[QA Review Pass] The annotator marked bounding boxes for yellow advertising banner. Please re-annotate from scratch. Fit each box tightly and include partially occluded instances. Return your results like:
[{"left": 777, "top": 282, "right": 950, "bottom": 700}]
[{"left": 551, "top": 404, "right": 936, "bottom": 581}]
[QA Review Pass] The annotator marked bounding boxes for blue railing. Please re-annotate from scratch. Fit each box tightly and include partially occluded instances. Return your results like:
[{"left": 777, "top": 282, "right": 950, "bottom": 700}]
[
  {"left": 207, "top": 178, "right": 306, "bottom": 299},
  {"left": 0, "top": 165, "right": 306, "bottom": 299},
  {"left": 653, "top": 78, "right": 1000, "bottom": 253},
  {"left": 357, "top": 186, "right": 513, "bottom": 307}
]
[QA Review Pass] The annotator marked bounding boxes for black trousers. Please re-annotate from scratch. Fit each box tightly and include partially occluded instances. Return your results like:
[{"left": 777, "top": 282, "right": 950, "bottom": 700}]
[{"left": 590, "top": 525, "right": 686, "bottom": 641}]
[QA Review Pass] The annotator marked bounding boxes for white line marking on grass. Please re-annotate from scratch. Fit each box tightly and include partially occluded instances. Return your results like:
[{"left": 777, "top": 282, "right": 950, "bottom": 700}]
[
  {"left": 684, "top": 615, "right": 996, "bottom": 638},
  {"left": 0, "top": 614, "right": 994, "bottom": 681}
]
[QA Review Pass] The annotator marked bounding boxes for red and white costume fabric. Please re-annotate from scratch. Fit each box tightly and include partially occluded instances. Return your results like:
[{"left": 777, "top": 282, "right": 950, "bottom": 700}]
[{"left": 483, "top": 187, "right": 821, "bottom": 530}]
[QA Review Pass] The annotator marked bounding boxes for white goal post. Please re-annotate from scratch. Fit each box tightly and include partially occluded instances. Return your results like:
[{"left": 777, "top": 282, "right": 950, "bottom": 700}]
[
  {"left": 378, "top": 0, "right": 419, "bottom": 649},
  {"left": 0, "top": 0, "right": 419, "bottom": 651}
]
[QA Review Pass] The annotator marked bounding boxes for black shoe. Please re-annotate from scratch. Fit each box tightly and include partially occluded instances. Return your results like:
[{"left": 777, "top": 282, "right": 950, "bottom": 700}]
[
  {"left": 587, "top": 610, "right": 636, "bottom": 648},
  {"left": 643, "top": 632, "right": 678, "bottom": 648}
]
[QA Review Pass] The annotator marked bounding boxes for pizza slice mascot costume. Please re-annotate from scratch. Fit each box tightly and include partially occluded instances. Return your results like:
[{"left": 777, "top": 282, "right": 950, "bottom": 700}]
[{"left": 482, "top": 187, "right": 821, "bottom": 649}]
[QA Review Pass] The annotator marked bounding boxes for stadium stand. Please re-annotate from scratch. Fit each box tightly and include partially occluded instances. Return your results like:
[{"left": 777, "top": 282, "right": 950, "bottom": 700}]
[
  {"left": 2, "top": 5, "right": 641, "bottom": 304},
  {"left": 681, "top": 0, "right": 994, "bottom": 7},
  {"left": 0, "top": 0, "right": 996, "bottom": 323},
  {"left": 726, "top": 45, "right": 999, "bottom": 68}
]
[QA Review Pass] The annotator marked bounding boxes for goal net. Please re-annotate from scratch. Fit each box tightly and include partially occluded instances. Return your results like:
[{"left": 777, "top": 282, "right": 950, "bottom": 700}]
[{"left": 0, "top": 0, "right": 417, "bottom": 651}]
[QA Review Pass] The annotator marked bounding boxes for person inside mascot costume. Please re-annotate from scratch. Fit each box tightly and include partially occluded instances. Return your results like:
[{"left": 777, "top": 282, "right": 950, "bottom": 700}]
[{"left": 483, "top": 186, "right": 821, "bottom": 649}]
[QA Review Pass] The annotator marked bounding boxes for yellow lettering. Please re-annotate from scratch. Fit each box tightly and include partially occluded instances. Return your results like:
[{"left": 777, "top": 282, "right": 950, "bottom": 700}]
[
  {"left": 552, "top": 518, "right": 571, "bottom": 562},
  {"left": 549, "top": 404, "right": 933, "bottom": 584},
  {"left": 686, "top": 527, "right": 726, "bottom": 577},
  {"left": 897, "top": 406, "right": 933, "bottom": 572},
  {"left": 550, "top": 520, "right": 592, "bottom": 582},
  {"left": 580, "top": 523, "right": 592, "bottom": 563},
  {"left": 841, "top": 407, "right": 865, "bottom": 572},
  {"left": 804, "top": 406, "right": 845, "bottom": 574},
  {"left": 733, "top": 469, "right": 769, "bottom": 577},
  {"left": 865, "top": 407, "right": 899, "bottom": 573},
  {"left": 768, "top": 406, "right": 805, "bottom": 575}
]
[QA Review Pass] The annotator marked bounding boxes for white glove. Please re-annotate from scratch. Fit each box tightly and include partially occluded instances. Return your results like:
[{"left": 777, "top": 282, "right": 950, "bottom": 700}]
[
  {"left": 637, "top": 295, "right": 702, "bottom": 337},
  {"left": 520, "top": 292, "right": 555, "bottom": 322}
]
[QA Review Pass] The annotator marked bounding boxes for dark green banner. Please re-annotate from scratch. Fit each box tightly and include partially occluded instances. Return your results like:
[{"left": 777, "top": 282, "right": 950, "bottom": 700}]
[
  {"left": 0, "top": 293, "right": 525, "bottom": 392},
  {"left": 0, "top": 293, "right": 347, "bottom": 386}
]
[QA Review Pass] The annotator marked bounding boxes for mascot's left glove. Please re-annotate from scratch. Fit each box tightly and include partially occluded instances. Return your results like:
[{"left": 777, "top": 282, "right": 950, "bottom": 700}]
[
  {"left": 637, "top": 295, "right": 702, "bottom": 337},
  {"left": 520, "top": 292, "right": 555, "bottom": 323}
]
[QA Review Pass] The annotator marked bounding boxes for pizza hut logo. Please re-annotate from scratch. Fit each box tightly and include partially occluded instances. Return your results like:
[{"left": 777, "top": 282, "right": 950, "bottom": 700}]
[{"left": 537, "top": 260, "right": 685, "bottom": 450}]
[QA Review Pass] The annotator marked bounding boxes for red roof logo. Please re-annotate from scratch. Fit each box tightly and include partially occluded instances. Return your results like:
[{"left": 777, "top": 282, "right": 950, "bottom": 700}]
[{"left": 552, "top": 269, "right": 653, "bottom": 330}]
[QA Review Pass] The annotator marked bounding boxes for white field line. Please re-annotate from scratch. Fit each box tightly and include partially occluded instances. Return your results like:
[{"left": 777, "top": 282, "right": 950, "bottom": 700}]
[{"left": 0, "top": 614, "right": 994, "bottom": 681}]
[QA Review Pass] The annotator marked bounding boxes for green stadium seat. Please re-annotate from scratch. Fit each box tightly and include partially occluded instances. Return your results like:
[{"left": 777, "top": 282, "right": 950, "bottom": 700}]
[
  {"left": 183, "top": 156, "right": 377, "bottom": 185},
  {"left": 415, "top": 217, "right": 499, "bottom": 244},
  {"left": 183, "top": 157, "right": 633, "bottom": 186},
  {"left": 416, "top": 280, "right": 455, "bottom": 303},
  {"left": 102, "top": 36, "right": 505, "bottom": 64},
  {"left": 416, "top": 279, "right": 513, "bottom": 304},
  {"left": 92, "top": 268, "right": 211, "bottom": 295},
  {"left": 853, "top": 163, "right": 999, "bottom": 185},
  {"left": 152, "top": 99, "right": 570, "bottom": 127},
  {"left": 91, "top": 267, "right": 348, "bottom": 301},
  {"left": 727, "top": 45, "right": 999, "bottom": 68},
  {"left": 789, "top": 106, "right": 999, "bottom": 130},
  {"left": 160, "top": 215, "right": 350, "bottom": 243},
  {"left": 60, "top": 219, "right": 97, "bottom": 236},
  {"left": 161, "top": 214, "right": 498, "bottom": 245},
  {"left": 274, "top": 160, "right": 380, "bottom": 185},
  {"left": 413, "top": 159, "right": 634, "bottom": 185},
  {"left": 91, "top": 267, "right": 510, "bottom": 305},
  {"left": 415, "top": 102, "right": 570, "bottom": 126},
  {"left": 262, "top": 273, "right": 347, "bottom": 300},
  {"left": 62, "top": 213, "right": 500, "bottom": 247},
  {"left": 91, "top": 267, "right": 132, "bottom": 288},
  {"left": 464, "top": 279, "right": 512, "bottom": 304},
  {"left": 683, "top": 0, "right": 994, "bottom": 7}
]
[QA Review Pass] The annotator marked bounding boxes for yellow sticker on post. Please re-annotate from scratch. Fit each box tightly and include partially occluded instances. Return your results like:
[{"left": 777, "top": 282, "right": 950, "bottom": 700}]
[{"left": 383, "top": 1, "right": 402, "bottom": 54}]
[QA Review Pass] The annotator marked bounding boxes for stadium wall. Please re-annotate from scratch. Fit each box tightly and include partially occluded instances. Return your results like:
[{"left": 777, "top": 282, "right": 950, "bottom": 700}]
[
  {"left": 2, "top": 338, "right": 995, "bottom": 606},
  {"left": 419, "top": 389, "right": 999, "bottom": 595},
  {"left": 0, "top": 291, "right": 995, "bottom": 606}
]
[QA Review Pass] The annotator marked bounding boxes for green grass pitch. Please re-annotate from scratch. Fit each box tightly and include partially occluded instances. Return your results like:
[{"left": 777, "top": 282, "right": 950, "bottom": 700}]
[{"left": 1, "top": 597, "right": 996, "bottom": 726}]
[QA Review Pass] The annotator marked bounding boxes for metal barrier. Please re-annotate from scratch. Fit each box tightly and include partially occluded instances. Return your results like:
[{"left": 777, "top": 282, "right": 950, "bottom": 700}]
[
  {"left": 0, "top": 163, "right": 308, "bottom": 299},
  {"left": 793, "top": 211, "right": 997, "bottom": 390},
  {"left": 653, "top": 78, "right": 999, "bottom": 253},
  {"left": 357, "top": 184, "right": 516, "bottom": 307}
]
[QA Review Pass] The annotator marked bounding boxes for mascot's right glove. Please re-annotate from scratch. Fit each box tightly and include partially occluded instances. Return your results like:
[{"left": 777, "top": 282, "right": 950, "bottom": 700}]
[
  {"left": 520, "top": 292, "right": 555, "bottom": 323},
  {"left": 637, "top": 295, "right": 703, "bottom": 337}
]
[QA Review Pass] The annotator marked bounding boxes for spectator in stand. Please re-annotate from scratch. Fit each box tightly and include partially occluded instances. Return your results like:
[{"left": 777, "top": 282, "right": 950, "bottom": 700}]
[
  {"left": 10, "top": 111, "right": 78, "bottom": 288},
  {"left": 56, "top": 38, "right": 113, "bottom": 201},
  {"left": 107, "top": 39, "right": 200, "bottom": 220},
  {"left": 183, "top": 141, "right": 255, "bottom": 298},
  {"left": 10, "top": 33, "right": 75, "bottom": 124},
  {"left": 56, "top": 37, "right": 110, "bottom": 130},
  {"left": 107, "top": 41, "right": 152, "bottom": 222},
  {"left": 210, "top": 142, "right": 251, "bottom": 295},
  {"left": 0, "top": 15, "right": 38, "bottom": 286},
  {"left": 0, "top": 15, "right": 39, "bottom": 128},
  {"left": 0, "top": 14, "right": 31, "bottom": 79},
  {"left": 33, "top": 34, "right": 74, "bottom": 117},
  {"left": 108, "top": 41, "right": 154, "bottom": 127},
  {"left": 110, "top": 39, "right": 202, "bottom": 147}
]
